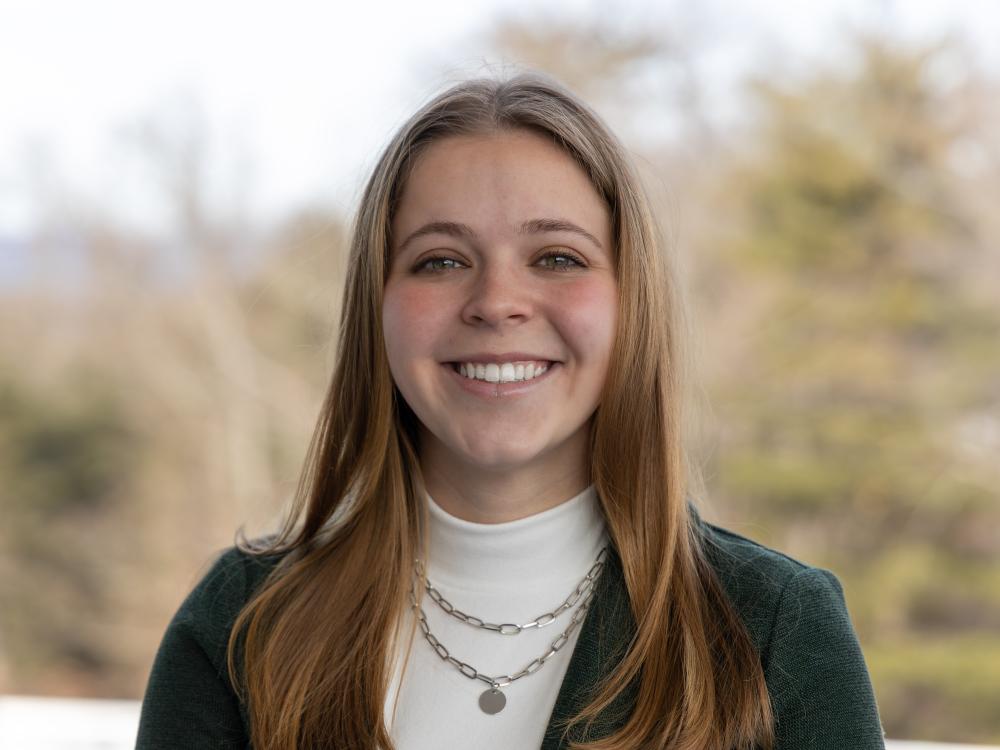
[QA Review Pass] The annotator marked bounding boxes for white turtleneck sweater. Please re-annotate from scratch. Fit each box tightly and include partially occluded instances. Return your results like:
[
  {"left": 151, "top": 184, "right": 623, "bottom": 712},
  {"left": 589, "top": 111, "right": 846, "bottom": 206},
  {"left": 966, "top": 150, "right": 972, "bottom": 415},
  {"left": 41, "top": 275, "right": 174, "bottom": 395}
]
[{"left": 384, "top": 484, "right": 608, "bottom": 749}]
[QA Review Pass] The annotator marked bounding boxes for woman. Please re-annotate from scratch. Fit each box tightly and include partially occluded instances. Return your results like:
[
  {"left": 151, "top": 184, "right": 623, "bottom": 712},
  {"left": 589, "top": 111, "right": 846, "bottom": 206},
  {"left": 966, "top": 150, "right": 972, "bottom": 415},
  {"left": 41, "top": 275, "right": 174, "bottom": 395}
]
[{"left": 137, "top": 72, "right": 885, "bottom": 749}]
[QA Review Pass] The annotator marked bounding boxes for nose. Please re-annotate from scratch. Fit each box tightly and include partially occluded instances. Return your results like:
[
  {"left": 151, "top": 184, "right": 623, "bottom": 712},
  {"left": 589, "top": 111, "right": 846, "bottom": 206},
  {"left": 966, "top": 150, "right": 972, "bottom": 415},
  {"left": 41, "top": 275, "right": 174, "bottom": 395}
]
[{"left": 460, "top": 260, "right": 532, "bottom": 328}]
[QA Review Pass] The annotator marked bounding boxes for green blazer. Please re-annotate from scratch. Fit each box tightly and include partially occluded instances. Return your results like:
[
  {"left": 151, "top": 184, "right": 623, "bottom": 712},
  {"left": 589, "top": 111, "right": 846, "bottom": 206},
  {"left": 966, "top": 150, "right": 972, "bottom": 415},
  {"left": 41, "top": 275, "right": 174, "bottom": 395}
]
[{"left": 137, "top": 513, "right": 886, "bottom": 749}]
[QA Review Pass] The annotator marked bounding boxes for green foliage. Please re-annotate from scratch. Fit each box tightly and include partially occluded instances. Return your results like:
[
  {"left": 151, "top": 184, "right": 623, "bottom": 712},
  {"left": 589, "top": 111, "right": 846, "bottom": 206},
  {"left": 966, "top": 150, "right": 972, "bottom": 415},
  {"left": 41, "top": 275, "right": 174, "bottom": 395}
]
[
  {"left": 708, "top": 32, "right": 1000, "bottom": 743},
  {"left": 0, "top": 373, "right": 137, "bottom": 687},
  {"left": 0, "top": 379, "right": 133, "bottom": 516},
  {"left": 867, "top": 636, "right": 1000, "bottom": 742},
  {"left": 733, "top": 35, "right": 973, "bottom": 280}
]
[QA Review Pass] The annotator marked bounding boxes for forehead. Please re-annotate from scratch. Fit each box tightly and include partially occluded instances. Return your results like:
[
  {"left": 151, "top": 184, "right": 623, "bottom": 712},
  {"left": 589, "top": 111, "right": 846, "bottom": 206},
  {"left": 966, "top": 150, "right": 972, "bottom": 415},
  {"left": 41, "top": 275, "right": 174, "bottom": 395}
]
[{"left": 391, "top": 129, "right": 610, "bottom": 243}]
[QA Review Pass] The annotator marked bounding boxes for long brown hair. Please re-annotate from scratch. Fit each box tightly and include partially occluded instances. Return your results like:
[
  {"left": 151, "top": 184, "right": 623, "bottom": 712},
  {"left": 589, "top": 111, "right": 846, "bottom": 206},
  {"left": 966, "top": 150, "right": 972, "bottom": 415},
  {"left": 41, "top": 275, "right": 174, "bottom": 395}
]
[{"left": 227, "top": 71, "right": 774, "bottom": 749}]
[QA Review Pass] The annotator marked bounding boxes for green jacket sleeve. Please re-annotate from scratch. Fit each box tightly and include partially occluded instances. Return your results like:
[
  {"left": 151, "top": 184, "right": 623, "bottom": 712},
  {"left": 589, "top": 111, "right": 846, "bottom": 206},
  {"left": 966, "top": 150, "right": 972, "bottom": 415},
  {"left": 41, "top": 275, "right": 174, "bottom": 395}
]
[
  {"left": 135, "top": 548, "right": 254, "bottom": 749},
  {"left": 764, "top": 567, "right": 885, "bottom": 749}
]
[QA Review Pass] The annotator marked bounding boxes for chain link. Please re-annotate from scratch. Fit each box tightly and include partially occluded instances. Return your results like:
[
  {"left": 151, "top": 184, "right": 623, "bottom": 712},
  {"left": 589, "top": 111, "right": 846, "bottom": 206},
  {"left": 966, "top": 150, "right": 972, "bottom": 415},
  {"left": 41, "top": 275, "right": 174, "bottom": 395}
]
[
  {"left": 415, "top": 546, "right": 608, "bottom": 634},
  {"left": 408, "top": 545, "right": 608, "bottom": 690}
]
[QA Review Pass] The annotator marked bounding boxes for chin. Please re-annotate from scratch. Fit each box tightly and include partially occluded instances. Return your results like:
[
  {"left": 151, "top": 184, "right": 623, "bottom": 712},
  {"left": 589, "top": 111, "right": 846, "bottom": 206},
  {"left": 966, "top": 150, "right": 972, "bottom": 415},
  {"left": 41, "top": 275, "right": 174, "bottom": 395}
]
[{"left": 453, "top": 440, "right": 548, "bottom": 472}]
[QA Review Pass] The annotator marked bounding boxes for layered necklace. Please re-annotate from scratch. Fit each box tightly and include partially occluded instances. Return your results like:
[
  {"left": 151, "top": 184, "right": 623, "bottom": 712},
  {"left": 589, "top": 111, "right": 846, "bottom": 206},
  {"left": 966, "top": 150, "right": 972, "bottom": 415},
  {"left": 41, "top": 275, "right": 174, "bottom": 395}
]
[{"left": 409, "top": 545, "right": 608, "bottom": 715}]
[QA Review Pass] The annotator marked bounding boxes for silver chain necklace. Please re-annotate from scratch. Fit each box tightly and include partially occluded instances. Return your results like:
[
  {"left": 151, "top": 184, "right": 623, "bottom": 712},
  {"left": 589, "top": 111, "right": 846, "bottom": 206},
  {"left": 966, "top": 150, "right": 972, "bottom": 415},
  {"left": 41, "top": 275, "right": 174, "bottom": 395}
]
[
  {"left": 409, "top": 546, "right": 608, "bottom": 715},
  {"left": 417, "top": 551, "right": 608, "bottom": 634}
]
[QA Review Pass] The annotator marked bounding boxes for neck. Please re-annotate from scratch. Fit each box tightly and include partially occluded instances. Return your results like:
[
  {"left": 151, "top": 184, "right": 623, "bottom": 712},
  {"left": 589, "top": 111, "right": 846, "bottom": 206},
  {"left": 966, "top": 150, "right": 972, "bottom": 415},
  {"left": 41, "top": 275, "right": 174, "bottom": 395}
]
[{"left": 418, "top": 429, "right": 591, "bottom": 524}]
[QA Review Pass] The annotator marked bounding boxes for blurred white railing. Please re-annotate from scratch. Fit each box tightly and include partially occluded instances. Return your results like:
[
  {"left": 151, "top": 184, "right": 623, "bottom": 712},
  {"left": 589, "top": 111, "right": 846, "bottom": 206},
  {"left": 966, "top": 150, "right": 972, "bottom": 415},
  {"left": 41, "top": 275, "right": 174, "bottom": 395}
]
[
  {"left": 1, "top": 696, "right": 140, "bottom": 749},
  {"left": 0, "top": 695, "right": 997, "bottom": 749}
]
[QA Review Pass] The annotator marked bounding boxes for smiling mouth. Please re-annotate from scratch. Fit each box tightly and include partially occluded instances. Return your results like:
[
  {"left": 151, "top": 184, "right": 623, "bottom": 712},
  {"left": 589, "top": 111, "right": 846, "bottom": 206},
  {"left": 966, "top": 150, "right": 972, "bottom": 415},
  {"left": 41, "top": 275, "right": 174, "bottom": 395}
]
[{"left": 447, "top": 361, "right": 556, "bottom": 385}]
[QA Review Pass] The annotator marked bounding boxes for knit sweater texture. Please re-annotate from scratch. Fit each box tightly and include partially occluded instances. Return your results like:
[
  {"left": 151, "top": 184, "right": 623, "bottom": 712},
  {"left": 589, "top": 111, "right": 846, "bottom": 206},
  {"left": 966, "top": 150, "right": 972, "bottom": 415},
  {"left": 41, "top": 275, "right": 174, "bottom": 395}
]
[{"left": 136, "top": 508, "right": 886, "bottom": 749}]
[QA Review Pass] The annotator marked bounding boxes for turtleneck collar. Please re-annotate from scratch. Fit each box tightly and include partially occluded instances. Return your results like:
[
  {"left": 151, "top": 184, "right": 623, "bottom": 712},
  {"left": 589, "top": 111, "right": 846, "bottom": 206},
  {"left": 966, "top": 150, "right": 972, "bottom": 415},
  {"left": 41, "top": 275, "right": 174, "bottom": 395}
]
[{"left": 424, "top": 484, "right": 608, "bottom": 591}]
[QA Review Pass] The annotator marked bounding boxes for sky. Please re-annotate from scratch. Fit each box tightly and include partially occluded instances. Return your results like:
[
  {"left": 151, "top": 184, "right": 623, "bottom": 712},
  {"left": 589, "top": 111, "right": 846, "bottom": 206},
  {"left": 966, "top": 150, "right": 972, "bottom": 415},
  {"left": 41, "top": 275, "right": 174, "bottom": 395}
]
[{"left": 1, "top": 0, "right": 997, "bottom": 239}]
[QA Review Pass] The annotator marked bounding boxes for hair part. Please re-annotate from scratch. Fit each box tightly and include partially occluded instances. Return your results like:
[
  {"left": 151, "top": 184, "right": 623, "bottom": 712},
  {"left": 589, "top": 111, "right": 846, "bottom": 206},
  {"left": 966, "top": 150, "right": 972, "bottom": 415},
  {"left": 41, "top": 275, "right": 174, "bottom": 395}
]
[{"left": 227, "top": 69, "right": 774, "bottom": 750}]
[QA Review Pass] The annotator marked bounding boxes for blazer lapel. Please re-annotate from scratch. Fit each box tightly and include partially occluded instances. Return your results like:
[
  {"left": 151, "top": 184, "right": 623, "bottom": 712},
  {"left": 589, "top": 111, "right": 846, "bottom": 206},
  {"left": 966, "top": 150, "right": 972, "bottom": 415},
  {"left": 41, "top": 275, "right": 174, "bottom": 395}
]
[{"left": 541, "top": 547, "right": 638, "bottom": 749}]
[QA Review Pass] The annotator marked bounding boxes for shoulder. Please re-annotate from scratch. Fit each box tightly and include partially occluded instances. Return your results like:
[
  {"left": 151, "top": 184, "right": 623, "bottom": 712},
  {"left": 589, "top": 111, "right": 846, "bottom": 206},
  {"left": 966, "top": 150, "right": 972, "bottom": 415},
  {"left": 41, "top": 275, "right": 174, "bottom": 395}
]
[
  {"left": 693, "top": 513, "right": 886, "bottom": 746},
  {"left": 692, "top": 514, "right": 850, "bottom": 662},
  {"left": 169, "top": 542, "right": 285, "bottom": 662},
  {"left": 137, "top": 542, "right": 288, "bottom": 747}
]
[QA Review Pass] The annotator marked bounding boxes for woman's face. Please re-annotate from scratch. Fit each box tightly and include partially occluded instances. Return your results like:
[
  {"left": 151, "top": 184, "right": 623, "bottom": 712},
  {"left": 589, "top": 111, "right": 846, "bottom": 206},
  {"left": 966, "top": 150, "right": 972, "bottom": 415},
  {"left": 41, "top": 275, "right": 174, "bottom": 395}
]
[{"left": 383, "top": 129, "right": 617, "bottom": 478}]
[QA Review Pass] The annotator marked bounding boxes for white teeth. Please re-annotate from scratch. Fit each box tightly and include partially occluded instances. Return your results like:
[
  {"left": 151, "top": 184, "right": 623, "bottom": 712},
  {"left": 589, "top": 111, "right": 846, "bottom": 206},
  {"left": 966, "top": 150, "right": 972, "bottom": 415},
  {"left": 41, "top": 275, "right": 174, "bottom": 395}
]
[{"left": 456, "top": 361, "right": 550, "bottom": 384}]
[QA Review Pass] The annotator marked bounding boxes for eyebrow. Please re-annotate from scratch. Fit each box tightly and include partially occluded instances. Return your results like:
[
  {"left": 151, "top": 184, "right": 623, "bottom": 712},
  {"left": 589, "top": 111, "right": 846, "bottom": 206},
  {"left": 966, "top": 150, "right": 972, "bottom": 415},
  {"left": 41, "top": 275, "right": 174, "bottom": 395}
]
[{"left": 396, "top": 217, "right": 604, "bottom": 254}]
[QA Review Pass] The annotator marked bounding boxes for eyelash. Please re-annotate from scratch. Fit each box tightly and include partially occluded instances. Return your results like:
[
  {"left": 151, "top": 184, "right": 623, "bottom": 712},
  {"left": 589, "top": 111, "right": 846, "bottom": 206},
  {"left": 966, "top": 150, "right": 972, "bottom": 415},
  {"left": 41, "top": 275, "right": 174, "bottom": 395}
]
[{"left": 414, "top": 250, "right": 586, "bottom": 274}]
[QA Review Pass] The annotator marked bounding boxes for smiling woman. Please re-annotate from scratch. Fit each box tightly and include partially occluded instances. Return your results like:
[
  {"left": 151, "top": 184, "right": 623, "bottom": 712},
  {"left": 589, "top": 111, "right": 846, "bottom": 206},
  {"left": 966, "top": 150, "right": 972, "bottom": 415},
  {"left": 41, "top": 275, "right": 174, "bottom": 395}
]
[{"left": 135, "top": 72, "right": 886, "bottom": 750}]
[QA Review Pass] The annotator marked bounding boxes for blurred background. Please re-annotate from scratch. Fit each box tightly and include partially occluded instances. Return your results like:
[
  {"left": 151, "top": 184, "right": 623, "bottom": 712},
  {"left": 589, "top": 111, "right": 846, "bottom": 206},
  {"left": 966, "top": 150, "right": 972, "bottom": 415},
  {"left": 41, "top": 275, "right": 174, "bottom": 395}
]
[{"left": 1, "top": 0, "right": 998, "bottom": 745}]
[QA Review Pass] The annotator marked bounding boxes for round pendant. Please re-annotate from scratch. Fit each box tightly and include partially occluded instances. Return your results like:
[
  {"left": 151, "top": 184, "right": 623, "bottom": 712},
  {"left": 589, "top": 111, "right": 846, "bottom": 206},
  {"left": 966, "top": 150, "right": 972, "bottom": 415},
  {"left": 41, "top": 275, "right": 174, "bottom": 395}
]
[{"left": 478, "top": 688, "right": 506, "bottom": 715}]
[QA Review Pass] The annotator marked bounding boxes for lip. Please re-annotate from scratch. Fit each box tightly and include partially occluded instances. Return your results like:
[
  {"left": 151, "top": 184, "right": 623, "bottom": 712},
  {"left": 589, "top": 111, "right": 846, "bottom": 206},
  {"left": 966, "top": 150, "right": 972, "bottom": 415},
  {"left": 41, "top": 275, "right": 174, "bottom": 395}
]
[
  {"left": 444, "top": 352, "right": 560, "bottom": 365},
  {"left": 443, "top": 361, "right": 559, "bottom": 398}
]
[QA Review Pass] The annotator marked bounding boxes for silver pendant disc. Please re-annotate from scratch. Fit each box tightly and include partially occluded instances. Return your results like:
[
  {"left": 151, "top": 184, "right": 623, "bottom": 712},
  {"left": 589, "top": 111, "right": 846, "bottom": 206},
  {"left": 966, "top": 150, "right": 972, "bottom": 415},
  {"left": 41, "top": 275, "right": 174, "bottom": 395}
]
[{"left": 479, "top": 688, "right": 506, "bottom": 714}]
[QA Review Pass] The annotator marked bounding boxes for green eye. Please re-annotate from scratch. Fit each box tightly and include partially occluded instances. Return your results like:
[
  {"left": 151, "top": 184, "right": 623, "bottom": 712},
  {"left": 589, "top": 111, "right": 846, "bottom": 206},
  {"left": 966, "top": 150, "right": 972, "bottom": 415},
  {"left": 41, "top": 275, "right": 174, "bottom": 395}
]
[
  {"left": 416, "top": 256, "right": 463, "bottom": 273},
  {"left": 538, "top": 251, "right": 585, "bottom": 270}
]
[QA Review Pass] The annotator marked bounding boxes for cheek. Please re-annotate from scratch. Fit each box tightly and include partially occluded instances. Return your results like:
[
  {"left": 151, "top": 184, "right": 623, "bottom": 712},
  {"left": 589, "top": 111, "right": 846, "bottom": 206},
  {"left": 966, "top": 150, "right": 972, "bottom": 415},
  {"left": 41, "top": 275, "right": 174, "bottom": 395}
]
[
  {"left": 551, "top": 280, "right": 618, "bottom": 364},
  {"left": 382, "top": 282, "right": 450, "bottom": 365}
]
